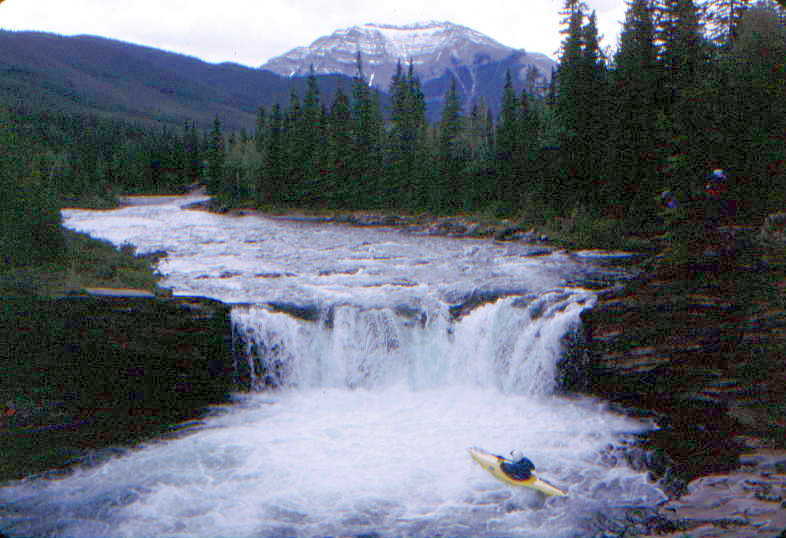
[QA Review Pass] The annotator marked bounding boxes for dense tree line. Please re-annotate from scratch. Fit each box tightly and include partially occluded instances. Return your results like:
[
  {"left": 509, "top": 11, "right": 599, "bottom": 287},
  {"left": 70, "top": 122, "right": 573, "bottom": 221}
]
[
  {"left": 552, "top": 0, "right": 786, "bottom": 222},
  {"left": 206, "top": 0, "right": 784, "bottom": 227},
  {"left": 208, "top": 59, "right": 553, "bottom": 216},
  {"left": 0, "top": 107, "right": 204, "bottom": 265},
  {"left": 2, "top": 0, "right": 784, "bottom": 267}
]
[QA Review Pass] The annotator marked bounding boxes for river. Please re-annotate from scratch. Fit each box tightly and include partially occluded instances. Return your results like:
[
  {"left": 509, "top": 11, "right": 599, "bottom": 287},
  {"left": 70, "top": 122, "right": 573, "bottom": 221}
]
[{"left": 0, "top": 195, "right": 665, "bottom": 537}]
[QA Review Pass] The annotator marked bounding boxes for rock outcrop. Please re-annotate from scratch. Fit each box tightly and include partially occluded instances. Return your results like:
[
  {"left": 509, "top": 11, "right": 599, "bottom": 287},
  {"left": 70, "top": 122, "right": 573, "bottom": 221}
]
[
  {"left": 0, "top": 291, "right": 234, "bottom": 482},
  {"left": 655, "top": 444, "right": 786, "bottom": 537},
  {"left": 581, "top": 225, "right": 786, "bottom": 534}
]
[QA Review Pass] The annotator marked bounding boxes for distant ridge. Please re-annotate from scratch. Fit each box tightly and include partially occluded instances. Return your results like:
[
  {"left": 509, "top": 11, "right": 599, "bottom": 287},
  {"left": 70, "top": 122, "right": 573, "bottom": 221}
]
[
  {"left": 0, "top": 30, "right": 358, "bottom": 130},
  {"left": 0, "top": 26, "right": 555, "bottom": 129},
  {"left": 262, "top": 21, "right": 555, "bottom": 96},
  {"left": 261, "top": 21, "right": 555, "bottom": 112}
]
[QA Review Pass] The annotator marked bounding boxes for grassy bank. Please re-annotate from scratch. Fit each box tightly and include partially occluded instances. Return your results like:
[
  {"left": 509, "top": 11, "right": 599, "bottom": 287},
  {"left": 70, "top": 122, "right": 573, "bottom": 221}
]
[
  {"left": 0, "top": 225, "right": 234, "bottom": 484},
  {"left": 0, "top": 228, "right": 164, "bottom": 298},
  {"left": 208, "top": 194, "right": 659, "bottom": 253}
]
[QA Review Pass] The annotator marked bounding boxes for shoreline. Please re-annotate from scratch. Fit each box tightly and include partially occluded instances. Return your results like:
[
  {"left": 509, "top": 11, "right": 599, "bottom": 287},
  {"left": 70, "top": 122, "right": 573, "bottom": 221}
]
[{"left": 10, "top": 193, "right": 779, "bottom": 536}]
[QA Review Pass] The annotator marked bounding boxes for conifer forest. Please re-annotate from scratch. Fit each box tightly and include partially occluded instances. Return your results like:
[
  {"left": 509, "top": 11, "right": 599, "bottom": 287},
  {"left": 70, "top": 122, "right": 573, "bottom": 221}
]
[{"left": 1, "top": 0, "right": 785, "bottom": 265}]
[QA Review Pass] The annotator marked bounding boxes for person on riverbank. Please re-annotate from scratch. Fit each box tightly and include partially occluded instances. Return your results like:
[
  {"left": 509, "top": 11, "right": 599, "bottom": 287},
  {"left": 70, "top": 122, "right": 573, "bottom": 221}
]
[
  {"left": 0, "top": 401, "right": 16, "bottom": 430},
  {"left": 703, "top": 169, "right": 728, "bottom": 229},
  {"left": 658, "top": 168, "right": 735, "bottom": 264}
]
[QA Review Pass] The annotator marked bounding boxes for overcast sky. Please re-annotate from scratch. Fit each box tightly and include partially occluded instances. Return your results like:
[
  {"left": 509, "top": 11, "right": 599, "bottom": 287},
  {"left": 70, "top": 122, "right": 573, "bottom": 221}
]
[{"left": 0, "top": 0, "right": 627, "bottom": 66}]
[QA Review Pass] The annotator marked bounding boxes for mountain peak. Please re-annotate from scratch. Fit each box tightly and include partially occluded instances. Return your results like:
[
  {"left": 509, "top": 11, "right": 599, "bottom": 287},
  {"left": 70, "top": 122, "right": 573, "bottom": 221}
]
[
  {"left": 260, "top": 21, "right": 521, "bottom": 87},
  {"left": 260, "top": 21, "right": 556, "bottom": 112}
]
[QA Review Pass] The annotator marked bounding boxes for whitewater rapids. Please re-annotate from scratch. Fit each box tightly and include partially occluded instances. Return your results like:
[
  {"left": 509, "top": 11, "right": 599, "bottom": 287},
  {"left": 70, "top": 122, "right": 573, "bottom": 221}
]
[{"left": 0, "top": 195, "right": 665, "bottom": 537}]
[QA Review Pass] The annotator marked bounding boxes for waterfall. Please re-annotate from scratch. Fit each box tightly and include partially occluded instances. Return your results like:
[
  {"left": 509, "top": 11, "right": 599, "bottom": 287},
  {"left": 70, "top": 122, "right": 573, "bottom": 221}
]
[
  {"left": 232, "top": 288, "right": 596, "bottom": 394},
  {"left": 0, "top": 199, "right": 667, "bottom": 538}
]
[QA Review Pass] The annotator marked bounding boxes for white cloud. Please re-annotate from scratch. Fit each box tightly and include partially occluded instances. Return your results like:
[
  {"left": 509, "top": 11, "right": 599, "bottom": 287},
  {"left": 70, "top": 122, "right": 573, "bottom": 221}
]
[{"left": 0, "top": 0, "right": 627, "bottom": 66}]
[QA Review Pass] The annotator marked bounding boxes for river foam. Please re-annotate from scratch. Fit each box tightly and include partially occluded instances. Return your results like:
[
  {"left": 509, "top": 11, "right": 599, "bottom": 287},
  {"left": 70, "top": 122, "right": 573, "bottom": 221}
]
[
  {"left": 0, "top": 196, "right": 666, "bottom": 537},
  {"left": 0, "top": 387, "right": 663, "bottom": 537}
]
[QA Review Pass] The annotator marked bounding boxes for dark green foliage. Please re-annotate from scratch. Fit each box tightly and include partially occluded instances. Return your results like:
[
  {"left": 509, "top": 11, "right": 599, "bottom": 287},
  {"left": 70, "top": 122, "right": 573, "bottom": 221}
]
[
  {"left": 496, "top": 70, "right": 521, "bottom": 208},
  {"left": 325, "top": 86, "right": 353, "bottom": 207},
  {"left": 435, "top": 77, "right": 466, "bottom": 213},
  {"left": 388, "top": 61, "right": 430, "bottom": 210},
  {"left": 0, "top": 108, "right": 65, "bottom": 266},
  {"left": 210, "top": 1, "right": 783, "bottom": 237},
  {"left": 0, "top": 101, "right": 211, "bottom": 267},
  {"left": 298, "top": 69, "right": 325, "bottom": 205},
  {"left": 553, "top": 6, "right": 611, "bottom": 212},
  {"left": 206, "top": 116, "right": 226, "bottom": 192},
  {"left": 260, "top": 103, "right": 287, "bottom": 204},
  {"left": 349, "top": 53, "right": 385, "bottom": 208},
  {"left": 608, "top": 0, "right": 661, "bottom": 220},
  {"left": 3, "top": 4, "right": 783, "bottom": 256},
  {"left": 720, "top": 5, "right": 786, "bottom": 216}
]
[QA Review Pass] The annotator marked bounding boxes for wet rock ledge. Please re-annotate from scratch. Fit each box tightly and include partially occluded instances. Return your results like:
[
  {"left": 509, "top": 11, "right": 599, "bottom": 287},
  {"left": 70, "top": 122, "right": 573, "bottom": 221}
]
[
  {"left": 0, "top": 291, "right": 234, "bottom": 482},
  {"left": 580, "top": 223, "right": 786, "bottom": 536}
]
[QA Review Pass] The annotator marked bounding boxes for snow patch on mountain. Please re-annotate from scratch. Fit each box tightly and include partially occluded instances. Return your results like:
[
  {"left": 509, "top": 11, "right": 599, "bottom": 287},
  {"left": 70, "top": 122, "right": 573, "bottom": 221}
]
[
  {"left": 260, "top": 21, "right": 556, "bottom": 116},
  {"left": 260, "top": 21, "right": 540, "bottom": 87}
]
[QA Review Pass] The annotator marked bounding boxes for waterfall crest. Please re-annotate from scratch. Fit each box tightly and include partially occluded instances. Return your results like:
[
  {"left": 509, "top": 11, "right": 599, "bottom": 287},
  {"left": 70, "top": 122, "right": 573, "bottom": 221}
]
[
  {"left": 10, "top": 198, "right": 667, "bottom": 538},
  {"left": 232, "top": 288, "right": 596, "bottom": 394}
]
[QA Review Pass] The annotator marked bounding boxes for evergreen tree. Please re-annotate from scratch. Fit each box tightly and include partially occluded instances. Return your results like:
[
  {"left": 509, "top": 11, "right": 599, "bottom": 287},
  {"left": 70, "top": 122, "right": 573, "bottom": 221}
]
[
  {"left": 524, "top": 65, "right": 546, "bottom": 97},
  {"left": 516, "top": 89, "right": 542, "bottom": 207},
  {"left": 206, "top": 116, "right": 225, "bottom": 193},
  {"left": 387, "top": 60, "right": 428, "bottom": 209},
  {"left": 702, "top": 0, "right": 753, "bottom": 45},
  {"left": 435, "top": 76, "right": 465, "bottom": 212},
  {"left": 0, "top": 108, "right": 65, "bottom": 266},
  {"left": 255, "top": 107, "right": 268, "bottom": 155},
  {"left": 556, "top": 0, "right": 586, "bottom": 136},
  {"left": 609, "top": 0, "right": 660, "bottom": 218},
  {"left": 350, "top": 52, "right": 384, "bottom": 208},
  {"left": 464, "top": 100, "right": 496, "bottom": 210},
  {"left": 655, "top": 0, "right": 709, "bottom": 192},
  {"left": 496, "top": 70, "right": 520, "bottom": 210},
  {"left": 326, "top": 85, "right": 352, "bottom": 207},
  {"left": 284, "top": 90, "right": 304, "bottom": 203},
  {"left": 657, "top": 0, "right": 706, "bottom": 99},
  {"left": 299, "top": 68, "right": 324, "bottom": 204},
  {"left": 721, "top": 4, "right": 786, "bottom": 215},
  {"left": 555, "top": 2, "right": 611, "bottom": 210},
  {"left": 579, "top": 10, "right": 611, "bottom": 209},
  {"left": 554, "top": 0, "right": 586, "bottom": 208},
  {"left": 184, "top": 121, "right": 202, "bottom": 185},
  {"left": 261, "top": 104, "right": 286, "bottom": 205}
]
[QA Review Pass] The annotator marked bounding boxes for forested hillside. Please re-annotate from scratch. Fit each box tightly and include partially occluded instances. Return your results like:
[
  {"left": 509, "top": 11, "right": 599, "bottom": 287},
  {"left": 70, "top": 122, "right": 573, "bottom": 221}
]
[
  {"left": 1, "top": 0, "right": 785, "bottom": 267},
  {"left": 0, "top": 30, "right": 359, "bottom": 130},
  {"left": 206, "top": 0, "right": 785, "bottom": 226}
]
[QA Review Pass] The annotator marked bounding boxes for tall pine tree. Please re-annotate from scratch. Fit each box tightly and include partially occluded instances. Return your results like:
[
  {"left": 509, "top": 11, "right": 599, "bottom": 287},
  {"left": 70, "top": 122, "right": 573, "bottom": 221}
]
[
  {"left": 206, "top": 116, "right": 225, "bottom": 193},
  {"left": 435, "top": 76, "right": 465, "bottom": 213},
  {"left": 326, "top": 85, "right": 353, "bottom": 207},
  {"left": 388, "top": 61, "right": 428, "bottom": 210},
  {"left": 609, "top": 0, "right": 660, "bottom": 218}
]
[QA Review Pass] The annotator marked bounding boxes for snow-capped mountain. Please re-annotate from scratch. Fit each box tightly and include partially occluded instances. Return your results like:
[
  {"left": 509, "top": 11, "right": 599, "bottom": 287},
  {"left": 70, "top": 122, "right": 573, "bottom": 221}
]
[{"left": 261, "top": 21, "right": 555, "bottom": 109}]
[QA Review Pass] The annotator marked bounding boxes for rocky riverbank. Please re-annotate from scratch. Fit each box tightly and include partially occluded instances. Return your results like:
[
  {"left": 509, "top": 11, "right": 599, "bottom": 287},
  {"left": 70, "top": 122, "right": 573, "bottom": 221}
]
[
  {"left": 208, "top": 200, "right": 786, "bottom": 535},
  {"left": 581, "top": 220, "right": 786, "bottom": 536},
  {"left": 0, "top": 291, "right": 234, "bottom": 482},
  {"left": 186, "top": 198, "right": 558, "bottom": 243}
]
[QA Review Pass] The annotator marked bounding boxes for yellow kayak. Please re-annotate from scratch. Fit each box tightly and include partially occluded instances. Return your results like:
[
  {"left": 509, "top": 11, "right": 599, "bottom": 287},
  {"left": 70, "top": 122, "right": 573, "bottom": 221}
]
[{"left": 468, "top": 447, "right": 567, "bottom": 497}]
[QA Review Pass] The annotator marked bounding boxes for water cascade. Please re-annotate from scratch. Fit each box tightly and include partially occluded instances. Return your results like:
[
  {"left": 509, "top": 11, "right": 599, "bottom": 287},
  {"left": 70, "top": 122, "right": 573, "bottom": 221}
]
[
  {"left": 0, "top": 196, "right": 665, "bottom": 537},
  {"left": 233, "top": 290, "right": 594, "bottom": 394}
]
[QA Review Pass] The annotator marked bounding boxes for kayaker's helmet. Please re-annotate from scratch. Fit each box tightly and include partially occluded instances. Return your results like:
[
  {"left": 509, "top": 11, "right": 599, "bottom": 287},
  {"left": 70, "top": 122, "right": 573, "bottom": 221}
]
[
  {"left": 711, "top": 169, "right": 726, "bottom": 182},
  {"left": 509, "top": 450, "right": 536, "bottom": 469}
]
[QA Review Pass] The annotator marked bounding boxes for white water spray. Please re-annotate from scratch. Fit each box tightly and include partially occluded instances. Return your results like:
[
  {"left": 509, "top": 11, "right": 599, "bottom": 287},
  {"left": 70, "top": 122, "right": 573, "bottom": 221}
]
[
  {"left": 0, "top": 197, "right": 665, "bottom": 537},
  {"left": 233, "top": 289, "right": 595, "bottom": 394}
]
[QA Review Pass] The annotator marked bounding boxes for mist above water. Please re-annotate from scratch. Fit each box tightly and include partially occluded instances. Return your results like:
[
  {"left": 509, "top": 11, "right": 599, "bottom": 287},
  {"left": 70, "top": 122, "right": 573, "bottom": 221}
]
[{"left": 0, "top": 196, "right": 664, "bottom": 537}]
